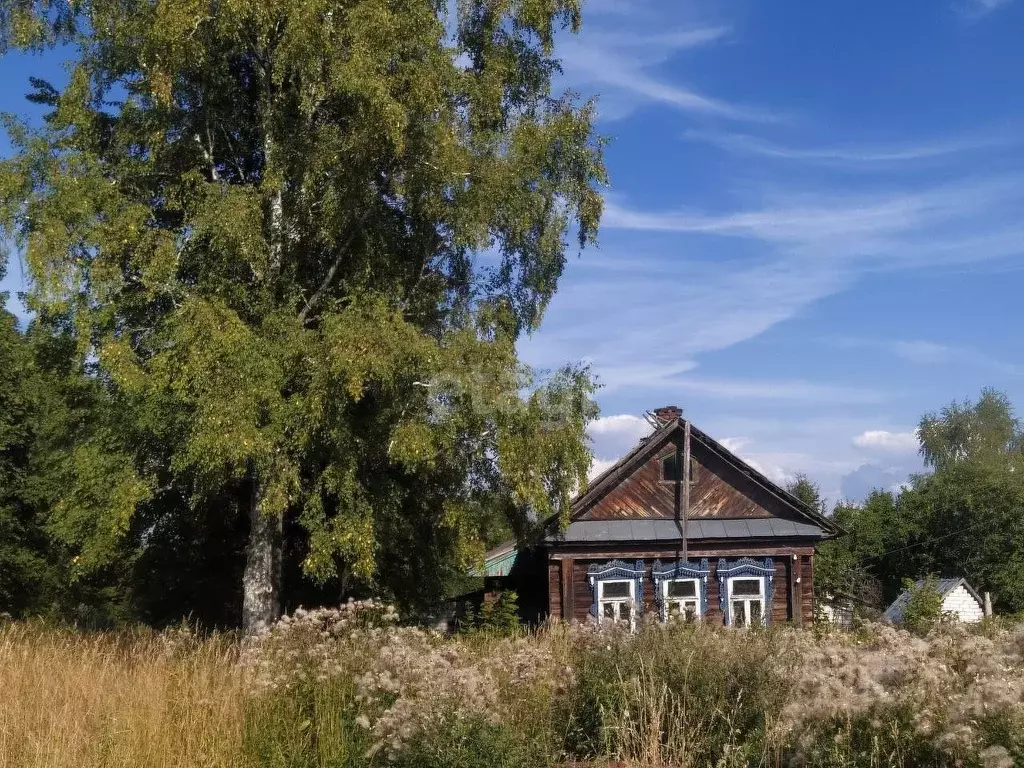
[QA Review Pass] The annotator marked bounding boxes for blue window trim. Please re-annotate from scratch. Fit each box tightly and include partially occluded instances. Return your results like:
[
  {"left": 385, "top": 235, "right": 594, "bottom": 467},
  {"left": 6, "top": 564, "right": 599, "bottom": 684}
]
[
  {"left": 587, "top": 559, "right": 645, "bottom": 619},
  {"left": 717, "top": 557, "right": 775, "bottom": 626},
  {"left": 651, "top": 558, "right": 711, "bottom": 621}
]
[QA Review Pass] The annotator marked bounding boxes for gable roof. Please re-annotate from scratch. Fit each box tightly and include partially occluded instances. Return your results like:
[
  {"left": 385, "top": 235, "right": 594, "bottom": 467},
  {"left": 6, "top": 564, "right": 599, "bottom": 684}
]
[
  {"left": 568, "top": 417, "right": 842, "bottom": 536},
  {"left": 883, "top": 578, "right": 983, "bottom": 623}
]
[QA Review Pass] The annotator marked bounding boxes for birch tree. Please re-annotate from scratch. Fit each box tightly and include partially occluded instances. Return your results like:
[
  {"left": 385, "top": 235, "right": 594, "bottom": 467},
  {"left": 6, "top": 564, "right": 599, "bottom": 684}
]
[{"left": 0, "top": 0, "right": 605, "bottom": 632}]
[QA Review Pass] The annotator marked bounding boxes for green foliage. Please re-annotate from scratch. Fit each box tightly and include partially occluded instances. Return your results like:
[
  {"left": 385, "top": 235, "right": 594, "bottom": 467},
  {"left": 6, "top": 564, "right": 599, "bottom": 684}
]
[
  {"left": 0, "top": 304, "right": 52, "bottom": 616},
  {"left": 819, "top": 389, "right": 1024, "bottom": 616},
  {"left": 461, "top": 590, "right": 520, "bottom": 636},
  {"left": 244, "top": 679, "right": 371, "bottom": 768},
  {"left": 786, "top": 472, "right": 827, "bottom": 515},
  {"left": 900, "top": 576, "right": 945, "bottom": 636},
  {"left": 389, "top": 718, "right": 540, "bottom": 768},
  {"left": 1, "top": 0, "right": 607, "bottom": 620},
  {"left": 562, "top": 623, "right": 788, "bottom": 764},
  {"left": 918, "top": 388, "right": 1022, "bottom": 470}
]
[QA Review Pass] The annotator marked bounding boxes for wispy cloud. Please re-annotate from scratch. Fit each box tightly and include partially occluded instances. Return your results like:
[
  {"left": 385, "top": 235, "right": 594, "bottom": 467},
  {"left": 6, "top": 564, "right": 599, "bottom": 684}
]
[
  {"left": 671, "top": 376, "right": 886, "bottom": 404},
  {"left": 524, "top": 175, "right": 1024, "bottom": 402},
  {"left": 555, "top": 20, "right": 778, "bottom": 122},
  {"left": 521, "top": 255, "right": 847, "bottom": 392},
  {"left": 837, "top": 337, "right": 1024, "bottom": 376},
  {"left": 889, "top": 340, "right": 956, "bottom": 364},
  {"left": 602, "top": 177, "right": 1024, "bottom": 271},
  {"left": 960, "top": 0, "right": 1014, "bottom": 18},
  {"left": 682, "top": 130, "right": 1007, "bottom": 166}
]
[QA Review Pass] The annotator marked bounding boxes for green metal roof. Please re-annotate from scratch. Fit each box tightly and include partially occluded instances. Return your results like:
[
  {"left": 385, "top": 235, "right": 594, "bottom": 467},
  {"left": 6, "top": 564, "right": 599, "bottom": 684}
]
[{"left": 471, "top": 543, "right": 518, "bottom": 577}]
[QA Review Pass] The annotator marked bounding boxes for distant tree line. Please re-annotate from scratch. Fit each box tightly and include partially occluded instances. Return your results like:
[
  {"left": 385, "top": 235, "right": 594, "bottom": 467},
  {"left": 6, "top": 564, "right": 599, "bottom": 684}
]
[{"left": 792, "top": 389, "right": 1024, "bottom": 616}]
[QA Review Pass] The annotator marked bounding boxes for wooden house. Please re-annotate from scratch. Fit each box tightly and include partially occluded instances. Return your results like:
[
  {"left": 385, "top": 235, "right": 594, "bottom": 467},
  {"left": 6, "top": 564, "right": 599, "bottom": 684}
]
[{"left": 489, "top": 406, "right": 841, "bottom": 627}]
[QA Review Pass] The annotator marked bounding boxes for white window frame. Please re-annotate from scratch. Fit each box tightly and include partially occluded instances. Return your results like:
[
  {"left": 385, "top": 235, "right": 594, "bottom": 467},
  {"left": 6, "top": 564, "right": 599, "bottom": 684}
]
[
  {"left": 727, "top": 575, "right": 767, "bottom": 627},
  {"left": 662, "top": 578, "right": 701, "bottom": 622},
  {"left": 597, "top": 579, "right": 636, "bottom": 627}
]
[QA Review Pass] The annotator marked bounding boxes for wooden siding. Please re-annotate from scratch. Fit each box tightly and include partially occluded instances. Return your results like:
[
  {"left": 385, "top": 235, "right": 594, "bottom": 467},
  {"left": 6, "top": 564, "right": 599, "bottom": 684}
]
[
  {"left": 580, "top": 435, "right": 802, "bottom": 522},
  {"left": 547, "top": 561, "right": 561, "bottom": 619},
  {"left": 801, "top": 554, "right": 813, "bottom": 622},
  {"left": 553, "top": 550, "right": 815, "bottom": 626}
]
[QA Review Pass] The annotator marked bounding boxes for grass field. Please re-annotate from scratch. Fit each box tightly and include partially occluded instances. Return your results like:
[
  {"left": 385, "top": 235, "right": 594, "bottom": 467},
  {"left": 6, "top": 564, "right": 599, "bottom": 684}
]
[{"left": 1, "top": 605, "right": 1021, "bottom": 768}]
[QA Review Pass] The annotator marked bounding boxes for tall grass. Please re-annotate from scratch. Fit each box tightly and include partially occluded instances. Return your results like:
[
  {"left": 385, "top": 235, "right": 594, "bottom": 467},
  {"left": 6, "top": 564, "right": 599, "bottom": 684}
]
[
  {"left": 0, "top": 622, "right": 244, "bottom": 768},
  {"left": 1, "top": 609, "right": 1022, "bottom": 768}
]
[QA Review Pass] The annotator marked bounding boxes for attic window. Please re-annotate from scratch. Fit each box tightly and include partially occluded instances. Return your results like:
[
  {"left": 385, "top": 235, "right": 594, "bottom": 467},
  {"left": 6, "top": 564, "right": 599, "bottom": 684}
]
[{"left": 660, "top": 454, "right": 699, "bottom": 484}]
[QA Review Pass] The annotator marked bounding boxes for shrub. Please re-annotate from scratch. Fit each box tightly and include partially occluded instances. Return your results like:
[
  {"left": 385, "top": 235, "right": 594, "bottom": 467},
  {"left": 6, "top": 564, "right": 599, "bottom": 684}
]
[
  {"left": 460, "top": 591, "right": 521, "bottom": 637},
  {"left": 902, "top": 576, "right": 946, "bottom": 635}
]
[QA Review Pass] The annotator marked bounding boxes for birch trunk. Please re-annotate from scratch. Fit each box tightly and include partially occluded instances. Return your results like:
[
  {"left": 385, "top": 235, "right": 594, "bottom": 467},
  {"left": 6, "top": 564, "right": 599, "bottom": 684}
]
[
  {"left": 242, "top": 479, "right": 282, "bottom": 635},
  {"left": 242, "top": 96, "right": 285, "bottom": 635}
]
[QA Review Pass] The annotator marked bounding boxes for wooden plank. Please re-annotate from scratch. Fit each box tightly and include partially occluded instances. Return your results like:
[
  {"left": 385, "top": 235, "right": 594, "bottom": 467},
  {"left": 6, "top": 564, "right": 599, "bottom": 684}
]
[
  {"left": 561, "top": 558, "right": 574, "bottom": 621},
  {"left": 791, "top": 555, "right": 802, "bottom": 627},
  {"left": 547, "top": 561, "right": 561, "bottom": 620},
  {"left": 802, "top": 554, "right": 814, "bottom": 625}
]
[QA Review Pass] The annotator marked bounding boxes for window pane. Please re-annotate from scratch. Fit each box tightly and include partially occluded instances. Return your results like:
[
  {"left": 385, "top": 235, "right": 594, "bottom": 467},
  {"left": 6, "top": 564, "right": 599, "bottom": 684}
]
[
  {"left": 732, "top": 578, "right": 762, "bottom": 597},
  {"left": 731, "top": 600, "right": 746, "bottom": 627},
  {"left": 603, "top": 603, "right": 615, "bottom": 620},
  {"left": 602, "top": 581, "right": 630, "bottom": 599},
  {"left": 668, "top": 602, "right": 681, "bottom": 616},
  {"left": 750, "top": 600, "right": 763, "bottom": 625},
  {"left": 662, "top": 454, "right": 679, "bottom": 481},
  {"left": 684, "top": 603, "right": 697, "bottom": 622},
  {"left": 620, "top": 603, "right": 631, "bottom": 622},
  {"left": 667, "top": 580, "right": 697, "bottom": 598}
]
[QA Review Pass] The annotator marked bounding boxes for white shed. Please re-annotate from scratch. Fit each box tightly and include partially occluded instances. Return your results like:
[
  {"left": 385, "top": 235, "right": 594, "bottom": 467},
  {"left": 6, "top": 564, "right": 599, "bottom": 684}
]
[{"left": 883, "top": 578, "right": 986, "bottom": 624}]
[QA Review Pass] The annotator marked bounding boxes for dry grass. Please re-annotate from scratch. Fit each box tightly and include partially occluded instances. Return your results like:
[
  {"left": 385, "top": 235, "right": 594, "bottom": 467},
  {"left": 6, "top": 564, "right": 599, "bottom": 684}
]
[
  {"left": 0, "top": 622, "right": 245, "bottom": 768},
  {"left": 1, "top": 609, "right": 1022, "bottom": 768}
]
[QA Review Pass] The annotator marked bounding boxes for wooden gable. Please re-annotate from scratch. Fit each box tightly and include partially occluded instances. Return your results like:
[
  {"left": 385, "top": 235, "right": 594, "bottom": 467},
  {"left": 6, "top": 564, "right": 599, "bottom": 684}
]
[{"left": 575, "top": 421, "right": 829, "bottom": 528}]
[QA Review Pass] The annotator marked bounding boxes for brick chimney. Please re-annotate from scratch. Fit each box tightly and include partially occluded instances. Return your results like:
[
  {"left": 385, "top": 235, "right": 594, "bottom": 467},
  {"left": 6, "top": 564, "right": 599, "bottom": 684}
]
[{"left": 653, "top": 405, "right": 683, "bottom": 425}]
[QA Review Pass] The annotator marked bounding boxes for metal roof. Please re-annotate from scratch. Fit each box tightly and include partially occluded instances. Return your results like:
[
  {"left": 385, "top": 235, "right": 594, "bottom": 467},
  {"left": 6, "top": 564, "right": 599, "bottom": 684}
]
[
  {"left": 882, "top": 578, "right": 982, "bottom": 623},
  {"left": 469, "top": 542, "right": 519, "bottom": 577},
  {"left": 544, "top": 518, "right": 826, "bottom": 544}
]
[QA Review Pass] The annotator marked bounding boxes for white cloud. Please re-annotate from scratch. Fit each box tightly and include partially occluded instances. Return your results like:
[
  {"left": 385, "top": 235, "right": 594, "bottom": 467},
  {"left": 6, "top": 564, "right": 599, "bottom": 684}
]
[
  {"left": 853, "top": 430, "right": 920, "bottom": 453},
  {"left": 588, "top": 457, "right": 619, "bottom": 480},
  {"left": 718, "top": 436, "right": 751, "bottom": 453},
  {"left": 586, "top": 413, "right": 652, "bottom": 479},
  {"left": 682, "top": 130, "right": 1007, "bottom": 166},
  {"left": 588, "top": 413, "right": 652, "bottom": 439}
]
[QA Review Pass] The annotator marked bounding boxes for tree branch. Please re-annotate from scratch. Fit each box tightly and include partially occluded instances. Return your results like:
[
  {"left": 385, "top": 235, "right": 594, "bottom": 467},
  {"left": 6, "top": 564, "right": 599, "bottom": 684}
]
[
  {"left": 194, "top": 126, "right": 219, "bottom": 182},
  {"left": 297, "top": 214, "right": 368, "bottom": 325}
]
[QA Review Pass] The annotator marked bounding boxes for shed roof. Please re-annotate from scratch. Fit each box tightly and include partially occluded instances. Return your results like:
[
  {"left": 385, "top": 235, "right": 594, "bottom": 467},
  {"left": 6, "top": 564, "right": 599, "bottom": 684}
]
[
  {"left": 882, "top": 578, "right": 983, "bottom": 623},
  {"left": 470, "top": 541, "right": 519, "bottom": 578}
]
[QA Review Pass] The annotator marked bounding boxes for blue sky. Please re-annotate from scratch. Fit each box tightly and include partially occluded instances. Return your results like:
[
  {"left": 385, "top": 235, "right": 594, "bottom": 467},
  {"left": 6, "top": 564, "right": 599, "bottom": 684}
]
[
  {"left": 519, "top": 0, "right": 1024, "bottom": 502},
  {"left": 3, "top": 0, "right": 1024, "bottom": 503}
]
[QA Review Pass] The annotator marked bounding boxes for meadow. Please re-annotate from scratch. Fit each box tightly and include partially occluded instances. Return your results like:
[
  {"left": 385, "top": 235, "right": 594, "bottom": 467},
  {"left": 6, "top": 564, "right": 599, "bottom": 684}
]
[{"left": 1, "top": 603, "right": 1021, "bottom": 768}]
